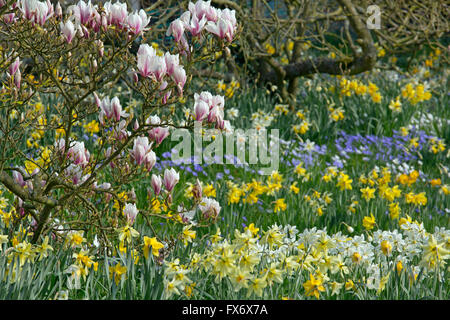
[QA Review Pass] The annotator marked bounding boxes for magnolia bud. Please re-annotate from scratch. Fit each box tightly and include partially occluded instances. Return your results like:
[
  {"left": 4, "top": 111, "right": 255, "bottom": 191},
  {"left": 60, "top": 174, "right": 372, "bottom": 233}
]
[
  {"left": 166, "top": 193, "right": 173, "bottom": 205},
  {"left": 224, "top": 47, "right": 231, "bottom": 57},
  {"left": 13, "top": 170, "right": 25, "bottom": 187},
  {"left": 162, "top": 90, "right": 171, "bottom": 104},
  {"left": 8, "top": 57, "right": 20, "bottom": 76},
  {"left": 111, "top": 97, "right": 122, "bottom": 121},
  {"left": 93, "top": 92, "right": 101, "bottom": 108},
  {"left": 123, "top": 203, "right": 138, "bottom": 225},
  {"left": 95, "top": 40, "right": 104, "bottom": 57},
  {"left": 14, "top": 69, "right": 21, "bottom": 89},
  {"left": 81, "top": 25, "right": 89, "bottom": 38},
  {"left": 133, "top": 119, "right": 139, "bottom": 131},
  {"left": 163, "top": 168, "right": 179, "bottom": 192},
  {"left": 159, "top": 81, "right": 168, "bottom": 91},
  {"left": 151, "top": 174, "right": 162, "bottom": 196},
  {"left": 194, "top": 100, "right": 208, "bottom": 122},
  {"left": 55, "top": 3, "right": 62, "bottom": 18},
  {"left": 129, "top": 188, "right": 137, "bottom": 201},
  {"left": 192, "top": 179, "right": 202, "bottom": 201}
]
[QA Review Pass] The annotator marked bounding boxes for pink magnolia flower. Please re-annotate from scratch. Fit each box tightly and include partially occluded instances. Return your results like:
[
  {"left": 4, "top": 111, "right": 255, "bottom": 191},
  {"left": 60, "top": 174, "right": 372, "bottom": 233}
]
[
  {"left": 198, "top": 197, "right": 221, "bottom": 219},
  {"left": 88, "top": 9, "right": 101, "bottom": 32},
  {"left": 13, "top": 170, "right": 26, "bottom": 187},
  {"left": 69, "top": 0, "right": 97, "bottom": 26},
  {"left": 159, "top": 81, "right": 168, "bottom": 91},
  {"left": 164, "top": 52, "right": 179, "bottom": 76},
  {"left": 207, "top": 105, "right": 221, "bottom": 123},
  {"left": 20, "top": 0, "right": 54, "bottom": 26},
  {"left": 205, "top": 9, "right": 236, "bottom": 42},
  {"left": 136, "top": 44, "right": 166, "bottom": 82},
  {"left": 151, "top": 174, "right": 162, "bottom": 195},
  {"left": 127, "top": 9, "right": 150, "bottom": 35},
  {"left": 195, "top": 91, "right": 224, "bottom": 111},
  {"left": 144, "top": 149, "right": 156, "bottom": 171},
  {"left": 95, "top": 40, "right": 104, "bottom": 57},
  {"left": 192, "top": 91, "right": 225, "bottom": 123},
  {"left": 172, "top": 65, "right": 186, "bottom": 96},
  {"left": 137, "top": 44, "right": 156, "bottom": 78},
  {"left": 130, "top": 136, "right": 156, "bottom": 171},
  {"left": 148, "top": 126, "right": 170, "bottom": 145},
  {"left": 145, "top": 115, "right": 161, "bottom": 126},
  {"left": 211, "top": 94, "right": 225, "bottom": 110},
  {"left": 13, "top": 69, "right": 21, "bottom": 89},
  {"left": 111, "top": 96, "right": 128, "bottom": 121},
  {"left": 54, "top": 138, "right": 66, "bottom": 154},
  {"left": 123, "top": 203, "right": 138, "bottom": 224},
  {"left": 38, "top": 0, "right": 54, "bottom": 23},
  {"left": 68, "top": 141, "right": 90, "bottom": 166},
  {"left": 21, "top": 0, "right": 37, "bottom": 20},
  {"left": 162, "top": 90, "right": 172, "bottom": 104},
  {"left": 8, "top": 57, "right": 20, "bottom": 76},
  {"left": 3, "top": 12, "right": 15, "bottom": 24},
  {"left": 131, "top": 136, "right": 152, "bottom": 165},
  {"left": 97, "top": 96, "right": 111, "bottom": 124},
  {"left": 163, "top": 168, "right": 179, "bottom": 192},
  {"left": 220, "top": 8, "right": 237, "bottom": 28},
  {"left": 113, "top": 120, "right": 129, "bottom": 140},
  {"left": 186, "top": 13, "right": 207, "bottom": 37},
  {"left": 204, "top": 4, "right": 218, "bottom": 22},
  {"left": 55, "top": 2, "right": 62, "bottom": 18},
  {"left": 149, "top": 55, "right": 167, "bottom": 82},
  {"left": 166, "top": 18, "right": 185, "bottom": 43},
  {"left": 215, "top": 113, "right": 225, "bottom": 129},
  {"left": 94, "top": 182, "right": 111, "bottom": 190},
  {"left": 189, "top": 0, "right": 208, "bottom": 19},
  {"left": 60, "top": 20, "right": 76, "bottom": 43},
  {"left": 205, "top": 18, "right": 229, "bottom": 40},
  {"left": 66, "top": 164, "right": 83, "bottom": 185},
  {"left": 101, "top": 14, "right": 108, "bottom": 30},
  {"left": 80, "top": 24, "right": 89, "bottom": 38},
  {"left": 104, "top": 0, "right": 127, "bottom": 27},
  {"left": 66, "top": 165, "right": 90, "bottom": 186},
  {"left": 194, "top": 100, "right": 209, "bottom": 122},
  {"left": 194, "top": 91, "right": 213, "bottom": 107},
  {"left": 98, "top": 96, "right": 128, "bottom": 124}
]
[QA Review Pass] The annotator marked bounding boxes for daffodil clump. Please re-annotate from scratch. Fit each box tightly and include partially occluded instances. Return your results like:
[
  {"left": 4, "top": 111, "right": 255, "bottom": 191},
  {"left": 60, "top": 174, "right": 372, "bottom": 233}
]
[
  {"left": 217, "top": 79, "right": 241, "bottom": 98},
  {"left": 162, "top": 222, "right": 449, "bottom": 299},
  {"left": 333, "top": 77, "right": 382, "bottom": 103}
]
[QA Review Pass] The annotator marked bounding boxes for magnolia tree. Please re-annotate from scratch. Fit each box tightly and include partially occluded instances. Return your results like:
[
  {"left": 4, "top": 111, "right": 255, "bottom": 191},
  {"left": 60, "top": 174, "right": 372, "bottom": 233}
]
[{"left": 0, "top": 0, "right": 237, "bottom": 254}]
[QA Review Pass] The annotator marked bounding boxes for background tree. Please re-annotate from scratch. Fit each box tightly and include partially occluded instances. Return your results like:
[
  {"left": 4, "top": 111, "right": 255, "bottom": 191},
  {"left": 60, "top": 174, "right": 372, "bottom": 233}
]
[{"left": 191, "top": 0, "right": 449, "bottom": 107}]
